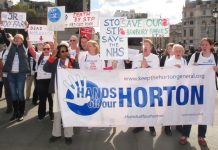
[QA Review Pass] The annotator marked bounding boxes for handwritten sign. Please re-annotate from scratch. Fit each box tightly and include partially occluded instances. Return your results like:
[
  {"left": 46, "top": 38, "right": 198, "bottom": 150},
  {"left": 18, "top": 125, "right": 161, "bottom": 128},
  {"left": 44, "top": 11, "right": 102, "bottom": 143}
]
[
  {"left": 28, "top": 25, "right": 54, "bottom": 42},
  {"left": 47, "top": 6, "right": 65, "bottom": 31},
  {"left": 100, "top": 17, "right": 128, "bottom": 60},
  {"left": 65, "top": 11, "right": 99, "bottom": 28},
  {"left": 1, "top": 12, "right": 26, "bottom": 29},
  {"left": 121, "top": 18, "right": 170, "bottom": 37}
]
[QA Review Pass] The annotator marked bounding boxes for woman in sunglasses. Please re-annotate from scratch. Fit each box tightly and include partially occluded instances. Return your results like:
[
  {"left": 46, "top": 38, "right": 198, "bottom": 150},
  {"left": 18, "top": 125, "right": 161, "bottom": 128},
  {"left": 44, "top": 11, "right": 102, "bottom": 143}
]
[
  {"left": 28, "top": 41, "right": 54, "bottom": 121},
  {"left": 43, "top": 41, "right": 79, "bottom": 145}
]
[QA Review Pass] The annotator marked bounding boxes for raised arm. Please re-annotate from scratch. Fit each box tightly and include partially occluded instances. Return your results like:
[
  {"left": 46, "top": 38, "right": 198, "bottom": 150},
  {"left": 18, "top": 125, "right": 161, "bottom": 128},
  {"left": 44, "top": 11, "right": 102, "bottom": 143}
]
[{"left": 0, "top": 28, "right": 10, "bottom": 46}]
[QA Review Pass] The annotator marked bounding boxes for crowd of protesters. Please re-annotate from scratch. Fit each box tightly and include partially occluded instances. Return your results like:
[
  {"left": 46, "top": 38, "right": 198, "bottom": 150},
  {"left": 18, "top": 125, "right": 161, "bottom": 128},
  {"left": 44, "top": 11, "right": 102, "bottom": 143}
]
[{"left": 0, "top": 22, "right": 218, "bottom": 146}]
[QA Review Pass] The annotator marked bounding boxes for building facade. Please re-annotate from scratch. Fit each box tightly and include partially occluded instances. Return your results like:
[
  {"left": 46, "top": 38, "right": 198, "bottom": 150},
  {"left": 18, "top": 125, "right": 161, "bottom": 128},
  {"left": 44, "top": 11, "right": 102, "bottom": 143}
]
[
  {"left": 182, "top": 0, "right": 218, "bottom": 49},
  {"left": 169, "top": 23, "right": 183, "bottom": 45}
]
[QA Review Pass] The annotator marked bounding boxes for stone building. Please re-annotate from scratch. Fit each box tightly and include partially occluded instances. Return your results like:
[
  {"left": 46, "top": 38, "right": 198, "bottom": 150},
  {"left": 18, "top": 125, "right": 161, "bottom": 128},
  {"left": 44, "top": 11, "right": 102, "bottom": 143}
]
[{"left": 182, "top": 0, "right": 218, "bottom": 49}]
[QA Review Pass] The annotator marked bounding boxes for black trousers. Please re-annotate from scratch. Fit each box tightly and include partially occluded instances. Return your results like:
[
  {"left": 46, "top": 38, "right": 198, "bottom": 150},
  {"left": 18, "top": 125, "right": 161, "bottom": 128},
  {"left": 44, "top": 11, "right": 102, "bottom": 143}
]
[
  {"left": 0, "top": 81, "right": 3, "bottom": 98},
  {"left": 37, "top": 79, "right": 53, "bottom": 119},
  {"left": 32, "top": 74, "right": 39, "bottom": 103}
]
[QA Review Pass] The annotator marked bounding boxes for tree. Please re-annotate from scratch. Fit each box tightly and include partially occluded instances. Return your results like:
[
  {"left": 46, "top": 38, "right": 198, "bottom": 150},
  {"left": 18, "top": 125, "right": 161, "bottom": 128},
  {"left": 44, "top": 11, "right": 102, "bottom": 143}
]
[{"left": 9, "top": 3, "right": 36, "bottom": 23}]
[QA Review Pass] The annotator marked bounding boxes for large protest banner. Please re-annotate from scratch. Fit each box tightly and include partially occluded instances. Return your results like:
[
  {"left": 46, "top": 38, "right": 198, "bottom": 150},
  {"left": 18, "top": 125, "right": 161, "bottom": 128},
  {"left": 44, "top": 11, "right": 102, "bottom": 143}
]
[
  {"left": 47, "top": 6, "right": 65, "bottom": 31},
  {"left": 28, "top": 25, "right": 54, "bottom": 42},
  {"left": 65, "top": 11, "right": 99, "bottom": 28},
  {"left": 100, "top": 17, "right": 128, "bottom": 60},
  {"left": 1, "top": 12, "right": 26, "bottom": 29},
  {"left": 57, "top": 66, "right": 216, "bottom": 127},
  {"left": 121, "top": 18, "right": 170, "bottom": 37}
]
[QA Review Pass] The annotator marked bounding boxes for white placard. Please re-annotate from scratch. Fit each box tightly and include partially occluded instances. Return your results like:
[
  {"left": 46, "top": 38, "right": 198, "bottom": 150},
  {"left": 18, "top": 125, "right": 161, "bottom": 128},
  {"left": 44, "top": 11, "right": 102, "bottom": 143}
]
[
  {"left": 65, "top": 11, "right": 99, "bottom": 28},
  {"left": 100, "top": 17, "right": 128, "bottom": 60},
  {"left": 122, "top": 18, "right": 170, "bottom": 37},
  {"left": 28, "top": 25, "right": 54, "bottom": 42},
  {"left": 1, "top": 12, "right": 26, "bottom": 29},
  {"left": 47, "top": 6, "right": 65, "bottom": 31}
]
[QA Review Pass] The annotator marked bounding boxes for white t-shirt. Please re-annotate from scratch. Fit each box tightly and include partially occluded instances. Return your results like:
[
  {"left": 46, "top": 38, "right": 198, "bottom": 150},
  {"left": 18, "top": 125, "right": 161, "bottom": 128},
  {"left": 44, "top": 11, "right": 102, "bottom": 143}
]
[
  {"left": 165, "top": 55, "right": 187, "bottom": 67},
  {"left": 132, "top": 53, "right": 160, "bottom": 69},
  {"left": 79, "top": 53, "right": 105, "bottom": 70},
  {"left": 11, "top": 44, "right": 28, "bottom": 73},
  {"left": 11, "top": 52, "right": 19, "bottom": 73},
  {"left": 35, "top": 53, "right": 51, "bottom": 80},
  {"left": 188, "top": 52, "right": 216, "bottom": 66}
]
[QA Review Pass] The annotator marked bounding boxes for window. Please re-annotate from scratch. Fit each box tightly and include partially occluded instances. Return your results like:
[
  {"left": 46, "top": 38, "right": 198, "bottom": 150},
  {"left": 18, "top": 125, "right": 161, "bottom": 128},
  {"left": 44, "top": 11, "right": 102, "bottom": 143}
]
[
  {"left": 190, "top": 20, "right": 194, "bottom": 25},
  {"left": 190, "top": 29, "right": 194, "bottom": 37},
  {"left": 203, "top": 10, "right": 206, "bottom": 15},
  {"left": 190, "top": 12, "right": 194, "bottom": 17},
  {"left": 184, "top": 12, "right": 186, "bottom": 17},
  {"left": 184, "top": 29, "right": 186, "bottom": 37},
  {"left": 190, "top": 40, "right": 193, "bottom": 43},
  {"left": 184, "top": 40, "right": 186, "bottom": 44},
  {"left": 184, "top": 22, "right": 186, "bottom": 25}
]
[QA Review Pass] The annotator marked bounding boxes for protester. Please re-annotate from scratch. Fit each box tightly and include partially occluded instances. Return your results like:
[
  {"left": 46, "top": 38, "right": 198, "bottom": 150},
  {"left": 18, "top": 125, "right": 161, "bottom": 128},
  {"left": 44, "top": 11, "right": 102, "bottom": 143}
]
[
  {"left": 0, "top": 22, "right": 30, "bottom": 121},
  {"left": 68, "top": 35, "right": 80, "bottom": 62},
  {"left": 132, "top": 39, "right": 159, "bottom": 136},
  {"left": 31, "top": 43, "right": 44, "bottom": 105},
  {"left": 160, "top": 43, "right": 174, "bottom": 67},
  {"left": 79, "top": 35, "right": 89, "bottom": 51},
  {"left": 28, "top": 41, "right": 54, "bottom": 120},
  {"left": 0, "top": 36, "right": 13, "bottom": 113},
  {"left": 79, "top": 40, "right": 105, "bottom": 70},
  {"left": 165, "top": 44, "right": 187, "bottom": 67},
  {"left": 43, "top": 41, "right": 78, "bottom": 144},
  {"left": 179, "top": 38, "right": 218, "bottom": 146},
  {"left": 25, "top": 45, "right": 36, "bottom": 101}
]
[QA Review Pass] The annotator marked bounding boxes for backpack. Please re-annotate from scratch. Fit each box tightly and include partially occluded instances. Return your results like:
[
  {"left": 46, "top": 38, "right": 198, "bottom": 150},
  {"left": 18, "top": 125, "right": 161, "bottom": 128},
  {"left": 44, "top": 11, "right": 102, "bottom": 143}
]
[{"left": 194, "top": 52, "right": 218, "bottom": 90}]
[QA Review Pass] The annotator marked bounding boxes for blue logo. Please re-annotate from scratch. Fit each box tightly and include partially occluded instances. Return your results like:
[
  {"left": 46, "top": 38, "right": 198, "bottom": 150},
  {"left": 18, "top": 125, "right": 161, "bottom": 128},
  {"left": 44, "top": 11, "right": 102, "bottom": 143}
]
[
  {"left": 64, "top": 78, "right": 103, "bottom": 116},
  {"left": 48, "top": 8, "right": 61, "bottom": 23}
]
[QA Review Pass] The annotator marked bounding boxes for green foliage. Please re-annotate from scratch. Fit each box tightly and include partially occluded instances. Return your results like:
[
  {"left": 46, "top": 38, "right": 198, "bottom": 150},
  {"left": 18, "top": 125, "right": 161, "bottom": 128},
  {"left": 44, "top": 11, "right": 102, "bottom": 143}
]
[{"left": 10, "top": 3, "right": 36, "bottom": 19}]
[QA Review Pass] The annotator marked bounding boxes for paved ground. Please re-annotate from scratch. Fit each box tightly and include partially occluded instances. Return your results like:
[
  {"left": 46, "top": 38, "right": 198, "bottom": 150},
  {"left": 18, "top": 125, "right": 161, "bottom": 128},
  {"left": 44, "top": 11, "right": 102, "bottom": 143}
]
[{"left": 0, "top": 93, "right": 218, "bottom": 150}]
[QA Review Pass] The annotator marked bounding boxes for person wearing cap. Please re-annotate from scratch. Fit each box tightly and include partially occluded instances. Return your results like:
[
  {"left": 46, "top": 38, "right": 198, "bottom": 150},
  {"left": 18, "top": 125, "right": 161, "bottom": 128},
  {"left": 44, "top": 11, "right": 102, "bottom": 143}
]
[
  {"left": 28, "top": 41, "right": 54, "bottom": 121},
  {"left": 132, "top": 39, "right": 159, "bottom": 136},
  {"left": 43, "top": 41, "right": 79, "bottom": 145},
  {"left": 0, "top": 23, "right": 30, "bottom": 121}
]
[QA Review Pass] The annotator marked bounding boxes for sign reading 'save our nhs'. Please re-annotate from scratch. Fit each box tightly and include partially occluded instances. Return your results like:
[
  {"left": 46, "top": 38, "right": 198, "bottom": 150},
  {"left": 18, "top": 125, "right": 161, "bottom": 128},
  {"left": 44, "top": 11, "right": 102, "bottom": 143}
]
[{"left": 57, "top": 66, "right": 216, "bottom": 127}]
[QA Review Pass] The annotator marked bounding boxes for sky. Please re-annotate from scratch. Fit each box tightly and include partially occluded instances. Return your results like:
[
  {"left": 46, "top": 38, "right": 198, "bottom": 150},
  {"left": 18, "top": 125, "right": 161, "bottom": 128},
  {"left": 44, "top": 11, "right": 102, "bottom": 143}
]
[
  {"left": 11, "top": 0, "right": 198, "bottom": 24},
  {"left": 91, "top": 0, "right": 187, "bottom": 24}
]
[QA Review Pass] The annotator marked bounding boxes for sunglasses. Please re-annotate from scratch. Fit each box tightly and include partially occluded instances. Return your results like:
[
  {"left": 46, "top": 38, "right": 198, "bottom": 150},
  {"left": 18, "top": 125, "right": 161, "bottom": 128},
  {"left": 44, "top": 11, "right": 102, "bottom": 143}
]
[
  {"left": 43, "top": 48, "right": 50, "bottom": 51},
  {"left": 60, "top": 50, "right": 68, "bottom": 53},
  {"left": 70, "top": 39, "right": 76, "bottom": 42}
]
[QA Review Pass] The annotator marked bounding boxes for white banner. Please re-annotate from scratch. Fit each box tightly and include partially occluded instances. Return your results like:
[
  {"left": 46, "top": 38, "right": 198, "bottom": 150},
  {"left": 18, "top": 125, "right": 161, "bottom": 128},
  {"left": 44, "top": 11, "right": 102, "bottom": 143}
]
[
  {"left": 100, "top": 17, "right": 128, "bottom": 60},
  {"left": 28, "top": 25, "right": 54, "bottom": 42},
  {"left": 65, "top": 11, "right": 99, "bottom": 28},
  {"left": 57, "top": 66, "right": 216, "bottom": 127},
  {"left": 1, "top": 12, "right": 26, "bottom": 29},
  {"left": 47, "top": 6, "right": 65, "bottom": 31},
  {"left": 121, "top": 18, "right": 170, "bottom": 37}
]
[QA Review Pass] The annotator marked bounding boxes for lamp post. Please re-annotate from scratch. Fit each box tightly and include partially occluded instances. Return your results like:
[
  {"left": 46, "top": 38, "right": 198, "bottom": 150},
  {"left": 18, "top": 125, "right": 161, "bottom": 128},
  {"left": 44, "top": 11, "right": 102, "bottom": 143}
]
[{"left": 212, "top": 8, "right": 218, "bottom": 42}]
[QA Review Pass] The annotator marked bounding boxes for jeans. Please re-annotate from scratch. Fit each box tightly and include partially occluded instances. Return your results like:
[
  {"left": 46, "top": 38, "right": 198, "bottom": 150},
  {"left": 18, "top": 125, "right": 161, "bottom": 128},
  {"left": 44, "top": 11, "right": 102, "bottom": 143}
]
[
  {"left": 7, "top": 73, "right": 26, "bottom": 101},
  {"left": 182, "top": 125, "right": 207, "bottom": 138}
]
